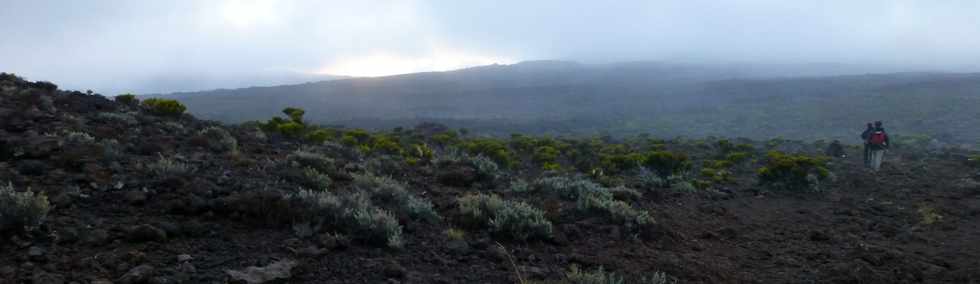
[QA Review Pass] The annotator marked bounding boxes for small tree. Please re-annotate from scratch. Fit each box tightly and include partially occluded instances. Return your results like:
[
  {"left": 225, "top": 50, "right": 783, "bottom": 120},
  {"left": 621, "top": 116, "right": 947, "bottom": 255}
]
[
  {"left": 141, "top": 98, "right": 187, "bottom": 116},
  {"left": 282, "top": 107, "right": 306, "bottom": 124},
  {"left": 757, "top": 151, "right": 830, "bottom": 191},
  {"left": 643, "top": 151, "right": 691, "bottom": 183}
]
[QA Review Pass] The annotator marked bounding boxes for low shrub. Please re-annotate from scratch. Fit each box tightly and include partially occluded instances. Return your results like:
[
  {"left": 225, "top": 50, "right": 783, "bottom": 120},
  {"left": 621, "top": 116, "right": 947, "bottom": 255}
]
[
  {"left": 198, "top": 126, "right": 238, "bottom": 153},
  {"left": 304, "top": 129, "right": 332, "bottom": 144},
  {"left": 508, "top": 179, "right": 530, "bottom": 193},
  {"left": 141, "top": 98, "right": 186, "bottom": 116},
  {"left": 457, "top": 193, "right": 553, "bottom": 241},
  {"left": 115, "top": 93, "right": 138, "bottom": 105},
  {"left": 0, "top": 182, "right": 50, "bottom": 233},
  {"left": 287, "top": 149, "right": 334, "bottom": 172},
  {"left": 352, "top": 174, "right": 440, "bottom": 223},
  {"left": 445, "top": 228, "right": 466, "bottom": 241},
  {"left": 299, "top": 167, "right": 332, "bottom": 190},
  {"left": 757, "top": 151, "right": 830, "bottom": 191},
  {"left": 63, "top": 131, "right": 96, "bottom": 145},
  {"left": 96, "top": 112, "right": 138, "bottom": 125},
  {"left": 643, "top": 151, "right": 691, "bottom": 183},
  {"left": 470, "top": 155, "right": 501, "bottom": 180},
  {"left": 290, "top": 190, "right": 403, "bottom": 249},
  {"left": 533, "top": 176, "right": 611, "bottom": 201},
  {"left": 148, "top": 154, "right": 195, "bottom": 177},
  {"left": 564, "top": 264, "right": 675, "bottom": 284},
  {"left": 461, "top": 138, "right": 517, "bottom": 168},
  {"left": 566, "top": 265, "right": 624, "bottom": 284},
  {"left": 576, "top": 190, "right": 653, "bottom": 231}
]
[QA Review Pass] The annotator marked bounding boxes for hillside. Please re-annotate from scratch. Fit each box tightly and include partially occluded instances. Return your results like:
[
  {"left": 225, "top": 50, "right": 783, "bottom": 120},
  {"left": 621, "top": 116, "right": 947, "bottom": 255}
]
[
  {"left": 3, "top": 73, "right": 980, "bottom": 283},
  {"left": 164, "top": 62, "right": 980, "bottom": 146}
]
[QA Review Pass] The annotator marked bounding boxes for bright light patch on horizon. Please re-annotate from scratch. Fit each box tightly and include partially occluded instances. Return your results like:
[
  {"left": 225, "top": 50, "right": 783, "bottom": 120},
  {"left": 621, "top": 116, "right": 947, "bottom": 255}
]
[{"left": 318, "top": 50, "right": 516, "bottom": 77}]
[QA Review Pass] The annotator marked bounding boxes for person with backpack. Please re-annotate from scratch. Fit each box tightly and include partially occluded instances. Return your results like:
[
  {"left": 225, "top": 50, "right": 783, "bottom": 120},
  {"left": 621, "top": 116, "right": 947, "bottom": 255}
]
[
  {"left": 866, "top": 121, "right": 889, "bottom": 171},
  {"left": 860, "top": 122, "right": 874, "bottom": 167}
]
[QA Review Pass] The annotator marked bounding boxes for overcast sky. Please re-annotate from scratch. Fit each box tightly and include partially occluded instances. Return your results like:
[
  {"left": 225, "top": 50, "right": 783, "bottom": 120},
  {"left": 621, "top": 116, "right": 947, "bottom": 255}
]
[{"left": 2, "top": 0, "right": 979, "bottom": 94}]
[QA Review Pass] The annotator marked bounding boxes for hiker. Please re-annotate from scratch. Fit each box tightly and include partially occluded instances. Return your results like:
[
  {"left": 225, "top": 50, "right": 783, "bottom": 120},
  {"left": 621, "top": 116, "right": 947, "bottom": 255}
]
[
  {"left": 860, "top": 122, "right": 874, "bottom": 167},
  {"left": 866, "top": 121, "right": 889, "bottom": 171},
  {"left": 825, "top": 140, "right": 846, "bottom": 158}
]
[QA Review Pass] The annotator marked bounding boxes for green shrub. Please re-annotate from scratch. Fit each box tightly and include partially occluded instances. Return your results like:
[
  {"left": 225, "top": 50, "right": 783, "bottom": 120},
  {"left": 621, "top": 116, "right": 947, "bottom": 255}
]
[
  {"left": 141, "top": 98, "right": 186, "bottom": 116},
  {"left": 115, "top": 93, "right": 139, "bottom": 105},
  {"left": 370, "top": 135, "right": 404, "bottom": 155},
  {"left": 276, "top": 122, "right": 304, "bottom": 137},
  {"left": 305, "top": 129, "right": 332, "bottom": 144},
  {"left": 725, "top": 151, "right": 751, "bottom": 164},
  {"left": 533, "top": 146, "right": 560, "bottom": 164},
  {"left": 967, "top": 155, "right": 980, "bottom": 168},
  {"left": 757, "top": 151, "right": 830, "bottom": 191},
  {"left": 643, "top": 151, "right": 691, "bottom": 183},
  {"left": 0, "top": 182, "right": 50, "bottom": 233},
  {"left": 282, "top": 107, "right": 306, "bottom": 123},
  {"left": 457, "top": 193, "right": 553, "bottom": 241},
  {"left": 405, "top": 143, "right": 435, "bottom": 164},
  {"left": 542, "top": 162, "right": 562, "bottom": 171},
  {"left": 432, "top": 131, "right": 459, "bottom": 146},
  {"left": 462, "top": 138, "right": 516, "bottom": 168}
]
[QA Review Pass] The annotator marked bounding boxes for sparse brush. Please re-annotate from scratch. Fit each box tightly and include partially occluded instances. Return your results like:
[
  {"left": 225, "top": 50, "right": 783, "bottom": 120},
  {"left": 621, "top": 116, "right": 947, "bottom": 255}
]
[
  {"left": 352, "top": 173, "right": 440, "bottom": 223},
  {"left": 287, "top": 149, "right": 335, "bottom": 172},
  {"left": 300, "top": 167, "right": 332, "bottom": 190},
  {"left": 198, "top": 126, "right": 238, "bottom": 153},
  {"left": 96, "top": 112, "right": 138, "bottom": 125},
  {"left": 509, "top": 179, "right": 531, "bottom": 193},
  {"left": 289, "top": 190, "right": 404, "bottom": 249},
  {"left": 0, "top": 182, "right": 51, "bottom": 233},
  {"left": 458, "top": 193, "right": 552, "bottom": 241},
  {"left": 148, "top": 153, "right": 195, "bottom": 177},
  {"left": 533, "top": 176, "right": 611, "bottom": 201},
  {"left": 471, "top": 154, "right": 500, "bottom": 180},
  {"left": 352, "top": 207, "right": 403, "bottom": 249},
  {"left": 445, "top": 228, "right": 466, "bottom": 241},
  {"left": 63, "top": 131, "right": 95, "bottom": 145},
  {"left": 566, "top": 265, "right": 624, "bottom": 284},
  {"left": 576, "top": 191, "right": 654, "bottom": 231}
]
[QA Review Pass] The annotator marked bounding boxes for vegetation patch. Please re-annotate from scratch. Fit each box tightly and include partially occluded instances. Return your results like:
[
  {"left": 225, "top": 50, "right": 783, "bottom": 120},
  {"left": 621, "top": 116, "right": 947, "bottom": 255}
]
[
  {"left": 141, "top": 98, "right": 186, "bottom": 116},
  {"left": 0, "top": 182, "right": 50, "bottom": 233},
  {"left": 457, "top": 193, "right": 553, "bottom": 241},
  {"left": 757, "top": 151, "right": 830, "bottom": 191}
]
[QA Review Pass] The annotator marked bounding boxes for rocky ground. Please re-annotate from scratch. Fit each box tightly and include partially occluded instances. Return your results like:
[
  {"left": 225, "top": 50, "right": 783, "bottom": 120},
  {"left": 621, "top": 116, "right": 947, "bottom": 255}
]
[{"left": 1, "top": 74, "right": 979, "bottom": 284}]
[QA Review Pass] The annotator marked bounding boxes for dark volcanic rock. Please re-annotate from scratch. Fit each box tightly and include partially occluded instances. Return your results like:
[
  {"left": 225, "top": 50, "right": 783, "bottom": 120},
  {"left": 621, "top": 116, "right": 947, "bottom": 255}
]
[{"left": 127, "top": 224, "right": 168, "bottom": 243}]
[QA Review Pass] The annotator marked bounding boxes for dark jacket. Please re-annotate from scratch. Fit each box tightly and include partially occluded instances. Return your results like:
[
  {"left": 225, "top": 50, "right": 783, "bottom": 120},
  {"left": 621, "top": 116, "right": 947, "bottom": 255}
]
[
  {"left": 867, "top": 127, "right": 889, "bottom": 150},
  {"left": 860, "top": 127, "right": 874, "bottom": 142}
]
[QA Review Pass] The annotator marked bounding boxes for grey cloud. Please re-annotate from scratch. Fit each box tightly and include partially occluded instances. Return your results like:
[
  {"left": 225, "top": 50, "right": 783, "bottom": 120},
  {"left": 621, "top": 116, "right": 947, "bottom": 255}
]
[{"left": 2, "top": 0, "right": 978, "bottom": 94}]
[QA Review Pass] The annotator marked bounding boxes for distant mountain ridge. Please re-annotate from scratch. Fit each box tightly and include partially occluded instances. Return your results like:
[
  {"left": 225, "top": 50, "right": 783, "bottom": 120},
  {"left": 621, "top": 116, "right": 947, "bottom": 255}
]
[{"left": 163, "top": 61, "right": 980, "bottom": 145}]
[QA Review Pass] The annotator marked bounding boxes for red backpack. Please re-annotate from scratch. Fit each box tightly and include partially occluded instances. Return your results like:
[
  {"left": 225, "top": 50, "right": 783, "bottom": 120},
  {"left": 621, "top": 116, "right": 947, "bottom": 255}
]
[{"left": 868, "top": 131, "right": 887, "bottom": 145}]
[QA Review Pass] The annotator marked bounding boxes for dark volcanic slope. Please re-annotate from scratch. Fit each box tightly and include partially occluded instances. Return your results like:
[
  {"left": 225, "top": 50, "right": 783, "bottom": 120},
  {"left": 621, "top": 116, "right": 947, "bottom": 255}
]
[
  {"left": 2, "top": 74, "right": 980, "bottom": 283},
  {"left": 167, "top": 62, "right": 980, "bottom": 145}
]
